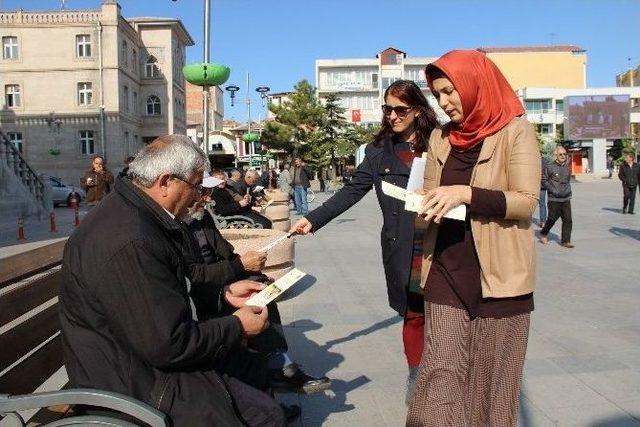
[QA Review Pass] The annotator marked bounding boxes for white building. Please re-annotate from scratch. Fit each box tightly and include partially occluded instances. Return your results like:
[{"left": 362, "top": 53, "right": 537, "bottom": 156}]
[
  {"left": 316, "top": 47, "right": 445, "bottom": 126},
  {"left": 518, "top": 87, "right": 640, "bottom": 173}
]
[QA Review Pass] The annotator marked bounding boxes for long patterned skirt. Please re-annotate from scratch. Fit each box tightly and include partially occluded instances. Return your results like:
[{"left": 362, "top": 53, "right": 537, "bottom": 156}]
[{"left": 406, "top": 302, "right": 530, "bottom": 427}]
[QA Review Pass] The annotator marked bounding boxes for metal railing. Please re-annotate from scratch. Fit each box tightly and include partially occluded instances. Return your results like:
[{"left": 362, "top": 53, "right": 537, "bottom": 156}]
[{"left": 0, "top": 130, "right": 47, "bottom": 210}]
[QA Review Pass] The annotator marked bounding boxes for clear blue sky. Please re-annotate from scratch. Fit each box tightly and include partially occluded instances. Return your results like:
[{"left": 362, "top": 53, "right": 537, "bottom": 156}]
[{"left": 4, "top": 0, "right": 639, "bottom": 121}]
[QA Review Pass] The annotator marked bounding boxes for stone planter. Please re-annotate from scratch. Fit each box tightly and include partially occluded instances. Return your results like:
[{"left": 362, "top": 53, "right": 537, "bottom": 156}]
[
  {"left": 262, "top": 189, "right": 291, "bottom": 232},
  {"left": 219, "top": 228, "right": 294, "bottom": 280}
]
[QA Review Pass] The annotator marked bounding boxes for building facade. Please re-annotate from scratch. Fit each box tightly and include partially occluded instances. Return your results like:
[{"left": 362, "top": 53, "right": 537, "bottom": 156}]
[
  {"left": 315, "top": 46, "right": 587, "bottom": 127},
  {"left": 0, "top": 0, "right": 193, "bottom": 184},
  {"left": 185, "top": 81, "right": 227, "bottom": 148}
]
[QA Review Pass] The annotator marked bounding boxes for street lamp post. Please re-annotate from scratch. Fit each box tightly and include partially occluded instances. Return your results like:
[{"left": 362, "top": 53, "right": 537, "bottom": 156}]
[
  {"left": 178, "top": 0, "right": 230, "bottom": 158},
  {"left": 226, "top": 74, "right": 269, "bottom": 170}
]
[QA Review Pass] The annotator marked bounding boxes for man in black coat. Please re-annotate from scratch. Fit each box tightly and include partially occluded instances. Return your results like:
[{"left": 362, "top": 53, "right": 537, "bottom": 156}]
[
  {"left": 211, "top": 170, "right": 272, "bottom": 229},
  {"left": 618, "top": 153, "right": 640, "bottom": 214},
  {"left": 184, "top": 181, "right": 331, "bottom": 395},
  {"left": 540, "top": 146, "right": 574, "bottom": 248},
  {"left": 291, "top": 157, "right": 313, "bottom": 215},
  {"left": 59, "top": 135, "right": 285, "bottom": 427}
]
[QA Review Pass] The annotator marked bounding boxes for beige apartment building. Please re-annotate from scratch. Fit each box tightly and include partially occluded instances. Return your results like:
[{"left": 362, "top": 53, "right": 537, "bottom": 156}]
[
  {"left": 0, "top": 0, "right": 193, "bottom": 184},
  {"left": 316, "top": 46, "right": 587, "bottom": 127}
]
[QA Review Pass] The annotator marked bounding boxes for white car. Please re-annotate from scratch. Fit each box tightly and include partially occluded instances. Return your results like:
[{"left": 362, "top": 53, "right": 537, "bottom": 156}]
[{"left": 47, "top": 176, "right": 85, "bottom": 206}]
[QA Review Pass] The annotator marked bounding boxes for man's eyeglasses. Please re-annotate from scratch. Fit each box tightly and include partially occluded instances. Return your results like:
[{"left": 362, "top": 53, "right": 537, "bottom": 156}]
[
  {"left": 382, "top": 104, "right": 413, "bottom": 118},
  {"left": 172, "top": 175, "right": 208, "bottom": 196},
  {"left": 557, "top": 152, "right": 567, "bottom": 156}
]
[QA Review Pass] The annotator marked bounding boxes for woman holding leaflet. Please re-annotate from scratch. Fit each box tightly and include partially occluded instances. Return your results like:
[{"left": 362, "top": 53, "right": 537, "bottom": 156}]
[
  {"left": 290, "top": 80, "right": 439, "bottom": 402},
  {"left": 406, "top": 50, "right": 540, "bottom": 426}
]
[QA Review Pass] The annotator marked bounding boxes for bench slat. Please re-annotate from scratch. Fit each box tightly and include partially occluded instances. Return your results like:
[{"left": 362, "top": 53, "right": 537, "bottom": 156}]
[
  {"left": 0, "top": 270, "right": 61, "bottom": 327},
  {"left": 0, "top": 303, "right": 60, "bottom": 373},
  {"left": 0, "top": 240, "right": 66, "bottom": 288},
  {"left": 0, "top": 334, "right": 63, "bottom": 395}
]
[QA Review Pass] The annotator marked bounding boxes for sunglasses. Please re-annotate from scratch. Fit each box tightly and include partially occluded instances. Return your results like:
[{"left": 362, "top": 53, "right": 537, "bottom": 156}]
[{"left": 382, "top": 104, "right": 413, "bottom": 118}]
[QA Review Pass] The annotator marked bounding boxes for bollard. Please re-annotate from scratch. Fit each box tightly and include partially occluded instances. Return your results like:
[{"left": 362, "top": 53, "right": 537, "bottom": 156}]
[
  {"left": 71, "top": 194, "right": 80, "bottom": 227},
  {"left": 50, "top": 211, "right": 57, "bottom": 232},
  {"left": 17, "top": 217, "right": 26, "bottom": 240}
]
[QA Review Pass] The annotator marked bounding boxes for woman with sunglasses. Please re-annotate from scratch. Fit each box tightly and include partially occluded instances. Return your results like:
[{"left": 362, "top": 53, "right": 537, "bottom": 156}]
[
  {"left": 290, "top": 80, "right": 439, "bottom": 402},
  {"left": 406, "top": 50, "right": 540, "bottom": 426}
]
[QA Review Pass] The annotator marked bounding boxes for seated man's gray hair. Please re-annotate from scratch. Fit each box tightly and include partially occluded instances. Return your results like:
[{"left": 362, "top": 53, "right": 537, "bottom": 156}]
[{"left": 128, "top": 135, "right": 210, "bottom": 188}]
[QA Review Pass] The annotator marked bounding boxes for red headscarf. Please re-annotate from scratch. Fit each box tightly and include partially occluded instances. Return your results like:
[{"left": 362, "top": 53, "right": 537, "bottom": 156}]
[{"left": 425, "top": 50, "right": 524, "bottom": 151}]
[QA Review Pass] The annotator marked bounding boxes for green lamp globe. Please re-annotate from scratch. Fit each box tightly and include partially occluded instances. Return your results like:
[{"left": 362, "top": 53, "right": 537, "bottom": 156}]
[
  {"left": 242, "top": 132, "right": 260, "bottom": 143},
  {"left": 183, "top": 63, "right": 231, "bottom": 87}
]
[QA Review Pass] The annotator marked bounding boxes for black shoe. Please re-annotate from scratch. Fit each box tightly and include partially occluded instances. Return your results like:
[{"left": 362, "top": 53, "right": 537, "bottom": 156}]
[
  {"left": 270, "top": 363, "right": 331, "bottom": 394},
  {"left": 280, "top": 404, "right": 301, "bottom": 422},
  {"left": 630, "top": 211, "right": 636, "bottom": 215}
]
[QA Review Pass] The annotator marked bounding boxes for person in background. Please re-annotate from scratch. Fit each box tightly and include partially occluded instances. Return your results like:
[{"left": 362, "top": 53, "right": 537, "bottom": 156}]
[
  {"left": 618, "top": 152, "right": 640, "bottom": 214},
  {"left": 213, "top": 169, "right": 272, "bottom": 229},
  {"left": 407, "top": 50, "right": 539, "bottom": 426},
  {"left": 119, "top": 156, "right": 135, "bottom": 178},
  {"left": 290, "top": 80, "right": 439, "bottom": 403},
  {"left": 607, "top": 154, "right": 614, "bottom": 179},
  {"left": 278, "top": 163, "right": 293, "bottom": 201},
  {"left": 80, "top": 155, "right": 114, "bottom": 209},
  {"left": 540, "top": 146, "right": 574, "bottom": 247},
  {"left": 291, "top": 157, "right": 313, "bottom": 215}
]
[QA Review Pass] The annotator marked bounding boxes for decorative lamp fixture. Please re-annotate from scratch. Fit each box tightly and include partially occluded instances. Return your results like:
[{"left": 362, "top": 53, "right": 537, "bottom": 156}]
[
  {"left": 226, "top": 85, "right": 240, "bottom": 106},
  {"left": 183, "top": 63, "right": 230, "bottom": 87},
  {"left": 256, "top": 86, "right": 270, "bottom": 100},
  {"left": 242, "top": 132, "right": 260, "bottom": 143}
]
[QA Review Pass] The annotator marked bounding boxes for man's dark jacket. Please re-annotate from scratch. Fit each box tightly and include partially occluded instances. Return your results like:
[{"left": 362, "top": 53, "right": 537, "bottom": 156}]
[
  {"left": 211, "top": 186, "right": 248, "bottom": 216},
  {"left": 542, "top": 160, "right": 572, "bottom": 201},
  {"left": 291, "top": 165, "right": 313, "bottom": 189},
  {"left": 59, "top": 177, "right": 246, "bottom": 427},
  {"left": 618, "top": 162, "right": 640, "bottom": 188},
  {"left": 305, "top": 140, "right": 415, "bottom": 315}
]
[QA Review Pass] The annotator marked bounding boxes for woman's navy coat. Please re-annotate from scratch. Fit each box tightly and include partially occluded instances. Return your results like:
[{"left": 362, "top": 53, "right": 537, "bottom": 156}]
[{"left": 305, "top": 139, "right": 416, "bottom": 315}]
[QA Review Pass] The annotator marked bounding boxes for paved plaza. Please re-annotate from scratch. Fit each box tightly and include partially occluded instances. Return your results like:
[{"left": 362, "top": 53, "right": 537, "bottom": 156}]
[
  {"left": 278, "top": 177, "right": 640, "bottom": 426},
  {"left": 1, "top": 177, "right": 639, "bottom": 426}
]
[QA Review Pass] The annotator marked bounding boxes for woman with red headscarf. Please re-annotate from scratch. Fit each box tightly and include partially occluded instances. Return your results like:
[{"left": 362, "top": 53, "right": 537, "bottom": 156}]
[{"left": 406, "top": 50, "right": 540, "bottom": 426}]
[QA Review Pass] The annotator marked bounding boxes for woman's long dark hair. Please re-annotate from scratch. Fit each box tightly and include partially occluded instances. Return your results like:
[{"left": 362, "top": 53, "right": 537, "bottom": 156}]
[{"left": 373, "top": 80, "right": 438, "bottom": 151}]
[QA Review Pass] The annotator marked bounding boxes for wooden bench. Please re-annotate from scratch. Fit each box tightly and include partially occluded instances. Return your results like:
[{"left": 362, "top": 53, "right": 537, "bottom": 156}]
[{"left": 0, "top": 239, "right": 168, "bottom": 427}]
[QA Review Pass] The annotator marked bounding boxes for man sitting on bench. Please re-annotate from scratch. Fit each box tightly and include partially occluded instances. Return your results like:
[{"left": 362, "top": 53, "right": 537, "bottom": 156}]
[
  {"left": 211, "top": 169, "right": 272, "bottom": 229},
  {"left": 59, "top": 135, "right": 286, "bottom": 427},
  {"left": 184, "top": 175, "right": 331, "bottom": 395}
]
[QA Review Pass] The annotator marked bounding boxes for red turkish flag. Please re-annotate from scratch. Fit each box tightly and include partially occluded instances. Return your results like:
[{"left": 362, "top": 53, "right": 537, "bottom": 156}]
[{"left": 352, "top": 109, "right": 361, "bottom": 123}]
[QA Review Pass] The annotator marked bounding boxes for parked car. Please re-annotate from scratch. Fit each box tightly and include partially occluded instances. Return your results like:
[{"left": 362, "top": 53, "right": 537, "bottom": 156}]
[{"left": 46, "top": 176, "right": 85, "bottom": 207}]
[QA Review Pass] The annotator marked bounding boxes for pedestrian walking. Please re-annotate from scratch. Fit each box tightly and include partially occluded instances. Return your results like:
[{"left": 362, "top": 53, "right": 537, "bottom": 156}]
[
  {"left": 607, "top": 154, "right": 614, "bottom": 179},
  {"left": 618, "top": 153, "right": 640, "bottom": 214},
  {"left": 80, "top": 155, "right": 114, "bottom": 209},
  {"left": 290, "top": 80, "right": 439, "bottom": 403},
  {"left": 277, "top": 163, "right": 293, "bottom": 205},
  {"left": 407, "top": 50, "right": 540, "bottom": 427},
  {"left": 540, "top": 146, "right": 574, "bottom": 247},
  {"left": 291, "top": 158, "right": 312, "bottom": 215}
]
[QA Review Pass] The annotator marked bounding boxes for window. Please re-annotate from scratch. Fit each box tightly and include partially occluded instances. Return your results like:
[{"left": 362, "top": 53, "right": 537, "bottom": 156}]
[
  {"left": 146, "top": 95, "right": 161, "bottom": 115},
  {"left": 80, "top": 130, "right": 95, "bottom": 155},
  {"left": 133, "top": 91, "right": 138, "bottom": 113},
  {"left": 121, "top": 40, "right": 128, "bottom": 67},
  {"left": 382, "top": 77, "right": 400, "bottom": 90},
  {"left": 536, "top": 124, "right": 553, "bottom": 135},
  {"left": 555, "top": 100, "right": 564, "bottom": 112},
  {"left": 77, "top": 82, "right": 93, "bottom": 105},
  {"left": 123, "top": 86, "right": 129, "bottom": 112},
  {"left": 2, "top": 36, "right": 18, "bottom": 60},
  {"left": 7, "top": 132, "right": 22, "bottom": 153},
  {"left": 5, "top": 84, "right": 21, "bottom": 107},
  {"left": 525, "top": 99, "right": 552, "bottom": 113},
  {"left": 145, "top": 56, "right": 160, "bottom": 78},
  {"left": 76, "top": 34, "right": 91, "bottom": 57},
  {"left": 132, "top": 49, "right": 137, "bottom": 72},
  {"left": 133, "top": 134, "right": 139, "bottom": 149}
]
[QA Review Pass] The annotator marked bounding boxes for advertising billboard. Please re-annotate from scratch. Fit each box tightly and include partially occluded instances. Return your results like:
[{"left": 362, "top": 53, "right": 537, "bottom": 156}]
[{"left": 565, "top": 95, "right": 630, "bottom": 140}]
